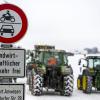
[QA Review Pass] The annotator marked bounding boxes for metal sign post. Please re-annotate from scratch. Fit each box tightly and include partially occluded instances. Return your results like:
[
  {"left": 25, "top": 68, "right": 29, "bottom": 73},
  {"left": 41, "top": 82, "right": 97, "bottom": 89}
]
[{"left": 0, "top": 3, "right": 28, "bottom": 100}]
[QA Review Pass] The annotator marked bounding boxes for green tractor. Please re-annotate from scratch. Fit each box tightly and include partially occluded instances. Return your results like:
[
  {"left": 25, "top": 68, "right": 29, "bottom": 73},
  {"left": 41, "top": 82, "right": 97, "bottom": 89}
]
[
  {"left": 77, "top": 55, "right": 100, "bottom": 93},
  {"left": 27, "top": 45, "right": 74, "bottom": 96}
]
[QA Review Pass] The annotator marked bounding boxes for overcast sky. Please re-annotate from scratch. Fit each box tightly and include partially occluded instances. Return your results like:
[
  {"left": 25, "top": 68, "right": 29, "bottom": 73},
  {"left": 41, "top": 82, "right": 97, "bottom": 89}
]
[{"left": 0, "top": 0, "right": 100, "bottom": 51}]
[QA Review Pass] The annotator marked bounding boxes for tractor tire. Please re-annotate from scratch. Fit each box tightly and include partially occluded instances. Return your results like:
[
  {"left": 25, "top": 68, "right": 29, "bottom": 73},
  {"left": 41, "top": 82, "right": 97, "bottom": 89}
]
[
  {"left": 82, "top": 76, "right": 92, "bottom": 94},
  {"left": 62, "top": 75, "right": 74, "bottom": 96},
  {"left": 77, "top": 75, "right": 82, "bottom": 90},
  {"left": 31, "top": 74, "right": 43, "bottom": 96}
]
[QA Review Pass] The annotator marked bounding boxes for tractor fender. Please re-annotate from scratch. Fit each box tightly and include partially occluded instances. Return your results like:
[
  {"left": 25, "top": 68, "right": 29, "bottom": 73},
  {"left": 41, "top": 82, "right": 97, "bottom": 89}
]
[
  {"left": 61, "top": 66, "right": 73, "bottom": 75},
  {"left": 82, "top": 69, "right": 90, "bottom": 76}
]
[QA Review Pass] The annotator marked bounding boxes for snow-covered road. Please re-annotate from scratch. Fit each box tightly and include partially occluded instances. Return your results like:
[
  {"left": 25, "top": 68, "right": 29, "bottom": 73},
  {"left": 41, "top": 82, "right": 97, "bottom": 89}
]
[{"left": 26, "top": 88, "right": 100, "bottom": 100}]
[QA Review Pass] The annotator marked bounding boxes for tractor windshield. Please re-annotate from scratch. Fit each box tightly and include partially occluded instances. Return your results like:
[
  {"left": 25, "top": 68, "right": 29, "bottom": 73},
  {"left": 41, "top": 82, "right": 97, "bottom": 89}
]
[
  {"left": 88, "top": 58, "right": 100, "bottom": 68},
  {"left": 36, "top": 51, "right": 68, "bottom": 65}
]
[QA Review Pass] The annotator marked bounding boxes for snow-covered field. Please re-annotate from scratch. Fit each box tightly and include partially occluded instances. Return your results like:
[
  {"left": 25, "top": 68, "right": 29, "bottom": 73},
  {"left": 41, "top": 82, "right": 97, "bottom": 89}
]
[{"left": 18, "top": 55, "right": 100, "bottom": 100}]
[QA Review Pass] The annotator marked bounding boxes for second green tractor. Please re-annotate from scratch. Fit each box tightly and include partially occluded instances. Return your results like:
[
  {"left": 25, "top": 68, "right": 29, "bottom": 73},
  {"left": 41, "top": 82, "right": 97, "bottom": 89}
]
[{"left": 77, "top": 55, "right": 100, "bottom": 93}]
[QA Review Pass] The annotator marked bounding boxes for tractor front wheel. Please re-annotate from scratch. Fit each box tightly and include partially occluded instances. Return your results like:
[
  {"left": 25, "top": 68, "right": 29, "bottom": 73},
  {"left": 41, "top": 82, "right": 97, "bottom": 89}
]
[
  {"left": 82, "top": 76, "right": 92, "bottom": 94},
  {"left": 77, "top": 75, "right": 82, "bottom": 90}
]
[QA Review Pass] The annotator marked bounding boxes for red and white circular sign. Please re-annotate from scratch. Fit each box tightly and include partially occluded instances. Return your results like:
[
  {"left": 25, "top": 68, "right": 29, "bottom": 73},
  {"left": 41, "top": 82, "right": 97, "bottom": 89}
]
[{"left": 0, "top": 4, "right": 28, "bottom": 43}]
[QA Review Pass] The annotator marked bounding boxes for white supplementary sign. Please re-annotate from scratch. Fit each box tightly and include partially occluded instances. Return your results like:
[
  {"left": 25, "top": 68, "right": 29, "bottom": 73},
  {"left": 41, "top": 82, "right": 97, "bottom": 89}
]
[
  {"left": 0, "top": 49, "right": 25, "bottom": 77},
  {"left": 0, "top": 84, "right": 24, "bottom": 100}
]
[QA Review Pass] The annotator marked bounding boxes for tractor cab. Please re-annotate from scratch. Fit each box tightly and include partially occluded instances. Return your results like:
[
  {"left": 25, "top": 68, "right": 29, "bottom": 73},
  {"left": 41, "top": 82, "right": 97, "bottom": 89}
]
[
  {"left": 78, "top": 56, "right": 100, "bottom": 75},
  {"left": 35, "top": 50, "right": 69, "bottom": 66},
  {"left": 86, "top": 56, "right": 100, "bottom": 71}
]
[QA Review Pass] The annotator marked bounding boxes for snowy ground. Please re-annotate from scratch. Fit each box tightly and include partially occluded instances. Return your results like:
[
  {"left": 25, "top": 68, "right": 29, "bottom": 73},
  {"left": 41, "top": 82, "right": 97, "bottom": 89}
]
[{"left": 18, "top": 55, "right": 100, "bottom": 100}]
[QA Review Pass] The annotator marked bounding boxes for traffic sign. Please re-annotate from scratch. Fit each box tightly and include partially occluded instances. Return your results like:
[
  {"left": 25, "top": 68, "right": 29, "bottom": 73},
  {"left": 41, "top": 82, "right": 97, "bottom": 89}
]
[
  {"left": 0, "top": 4, "right": 28, "bottom": 43},
  {"left": 0, "top": 49, "right": 25, "bottom": 77},
  {"left": 0, "top": 84, "right": 25, "bottom": 100}
]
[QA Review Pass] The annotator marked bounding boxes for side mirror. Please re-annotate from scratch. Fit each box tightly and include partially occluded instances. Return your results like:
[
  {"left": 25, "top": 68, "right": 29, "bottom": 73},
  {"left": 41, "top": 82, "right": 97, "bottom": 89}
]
[
  {"left": 68, "top": 64, "right": 71, "bottom": 67},
  {"left": 83, "top": 64, "right": 87, "bottom": 67},
  {"left": 67, "top": 64, "right": 71, "bottom": 68},
  {"left": 64, "top": 62, "right": 68, "bottom": 66},
  {"left": 78, "top": 59, "right": 81, "bottom": 65},
  {"left": 35, "top": 60, "right": 42, "bottom": 64},
  {"left": 30, "top": 52, "right": 34, "bottom": 58}
]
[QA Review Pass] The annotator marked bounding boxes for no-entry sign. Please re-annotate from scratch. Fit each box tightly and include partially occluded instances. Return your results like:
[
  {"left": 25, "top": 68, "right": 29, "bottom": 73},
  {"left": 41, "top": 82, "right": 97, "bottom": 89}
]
[
  {"left": 0, "top": 84, "right": 25, "bottom": 100},
  {"left": 0, "top": 49, "right": 25, "bottom": 77},
  {"left": 0, "top": 4, "right": 28, "bottom": 43}
]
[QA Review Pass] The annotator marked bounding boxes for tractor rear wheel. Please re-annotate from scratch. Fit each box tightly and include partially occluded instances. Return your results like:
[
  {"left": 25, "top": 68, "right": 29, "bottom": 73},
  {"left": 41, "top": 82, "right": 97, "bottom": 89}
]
[
  {"left": 31, "top": 74, "right": 43, "bottom": 96},
  {"left": 61, "top": 75, "right": 74, "bottom": 96}
]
